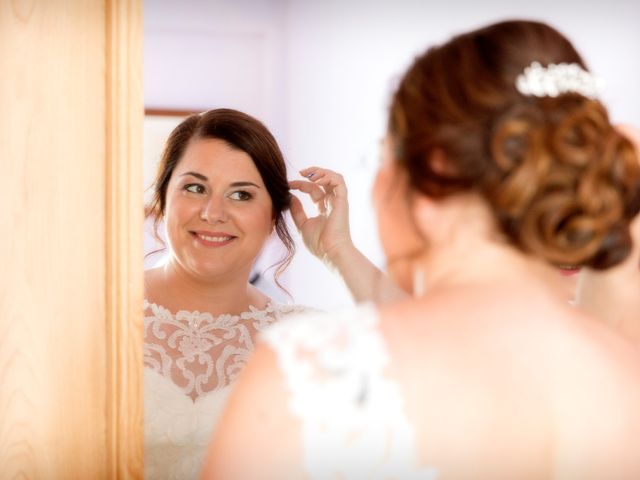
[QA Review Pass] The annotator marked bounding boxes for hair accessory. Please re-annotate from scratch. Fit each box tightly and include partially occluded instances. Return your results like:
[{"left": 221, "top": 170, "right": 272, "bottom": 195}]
[{"left": 515, "top": 61, "right": 603, "bottom": 100}]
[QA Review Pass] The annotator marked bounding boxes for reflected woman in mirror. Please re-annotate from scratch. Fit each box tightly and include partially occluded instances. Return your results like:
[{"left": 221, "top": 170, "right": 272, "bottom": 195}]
[
  {"left": 143, "top": 109, "right": 304, "bottom": 479},
  {"left": 203, "top": 20, "right": 640, "bottom": 479},
  {"left": 143, "top": 108, "right": 396, "bottom": 479}
]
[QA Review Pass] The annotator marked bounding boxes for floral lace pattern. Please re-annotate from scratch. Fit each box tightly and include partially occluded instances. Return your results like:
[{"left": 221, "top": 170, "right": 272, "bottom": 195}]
[
  {"left": 144, "top": 300, "right": 308, "bottom": 401},
  {"left": 262, "top": 304, "right": 438, "bottom": 480}
]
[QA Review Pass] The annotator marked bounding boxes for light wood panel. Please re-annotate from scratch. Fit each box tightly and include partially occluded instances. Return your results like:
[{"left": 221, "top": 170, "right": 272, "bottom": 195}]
[
  {"left": 105, "top": 0, "right": 144, "bottom": 478},
  {"left": 0, "top": 0, "right": 143, "bottom": 478}
]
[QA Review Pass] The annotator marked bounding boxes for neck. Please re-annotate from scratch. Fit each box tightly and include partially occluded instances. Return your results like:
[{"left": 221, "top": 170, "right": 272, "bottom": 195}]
[
  {"left": 406, "top": 193, "right": 571, "bottom": 301},
  {"left": 412, "top": 232, "right": 568, "bottom": 302},
  {"left": 153, "top": 257, "right": 267, "bottom": 316}
]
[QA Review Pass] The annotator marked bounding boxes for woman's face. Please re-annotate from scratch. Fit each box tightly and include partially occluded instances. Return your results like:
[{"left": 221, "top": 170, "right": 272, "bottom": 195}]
[
  {"left": 164, "top": 138, "right": 274, "bottom": 281},
  {"left": 373, "top": 135, "right": 426, "bottom": 292}
]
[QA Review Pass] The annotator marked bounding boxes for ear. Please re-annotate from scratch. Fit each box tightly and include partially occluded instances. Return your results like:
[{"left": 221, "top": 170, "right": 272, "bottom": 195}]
[{"left": 409, "top": 148, "right": 458, "bottom": 239}]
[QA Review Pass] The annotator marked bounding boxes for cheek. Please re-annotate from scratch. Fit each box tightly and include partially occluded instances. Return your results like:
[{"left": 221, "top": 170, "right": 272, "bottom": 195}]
[
  {"left": 373, "top": 167, "right": 427, "bottom": 293},
  {"left": 165, "top": 194, "right": 196, "bottom": 229},
  {"left": 242, "top": 201, "right": 274, "bottom": 239},
  {"left": 163, "top": 195, "right": 181, "bottom": 233},
  {"left": 372, "top": 166, "right": 393, "bottom": 246},
  {"left": 373, "top": 168, "right": 418, "bottom": 258}
]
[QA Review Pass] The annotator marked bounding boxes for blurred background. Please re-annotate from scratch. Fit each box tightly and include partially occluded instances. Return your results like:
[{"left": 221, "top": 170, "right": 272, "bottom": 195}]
[{"left": 143, "top": 0, "right": 640, "bottom": 310}]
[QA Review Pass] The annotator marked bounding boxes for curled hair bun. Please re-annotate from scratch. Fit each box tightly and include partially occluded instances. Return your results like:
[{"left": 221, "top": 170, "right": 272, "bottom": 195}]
[
  {"left": 489, "top": 97, "right": 640, "bottom": 269},
  {"left": 389, "top": 20, "right": 640, "bottom": 269}
]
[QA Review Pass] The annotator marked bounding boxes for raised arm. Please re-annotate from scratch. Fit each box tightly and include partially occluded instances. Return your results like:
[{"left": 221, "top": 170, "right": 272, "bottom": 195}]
[{"left": 289, "top": 166, "right": 407, "bottom": 303}]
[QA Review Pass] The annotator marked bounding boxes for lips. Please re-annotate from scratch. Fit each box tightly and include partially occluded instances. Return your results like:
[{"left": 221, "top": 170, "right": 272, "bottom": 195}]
[{"left": 191, "top": 230, "right": 237, "bottom": 247}]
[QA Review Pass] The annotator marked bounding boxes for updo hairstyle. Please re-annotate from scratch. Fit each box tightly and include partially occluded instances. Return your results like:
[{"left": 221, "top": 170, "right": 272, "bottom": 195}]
[{"left": 388, "top": 20, "right": 640, "bottom": 269}]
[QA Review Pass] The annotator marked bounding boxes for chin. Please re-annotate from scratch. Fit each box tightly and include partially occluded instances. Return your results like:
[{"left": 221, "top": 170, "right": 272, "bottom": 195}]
[{"left": 190, "top": 261, "right": 232, "bottom": 280}]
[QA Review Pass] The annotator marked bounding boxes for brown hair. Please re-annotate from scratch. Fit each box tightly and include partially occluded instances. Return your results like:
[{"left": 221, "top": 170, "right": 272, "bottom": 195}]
[
  {"left": 389, "top": 20, "right": 640, "bottom": 269},
  {"left": 146, "top": 108, "right": 295, "bottom": 284}
]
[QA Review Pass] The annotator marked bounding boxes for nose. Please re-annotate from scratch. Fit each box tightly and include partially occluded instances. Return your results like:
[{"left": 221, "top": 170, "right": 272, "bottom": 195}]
[{"left": 200, "top": 195, "right": 228, "bottom": 223}]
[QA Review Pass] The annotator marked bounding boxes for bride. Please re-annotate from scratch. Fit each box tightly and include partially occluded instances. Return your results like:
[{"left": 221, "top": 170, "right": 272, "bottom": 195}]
[
  {"left": 143, "top": 108, "right": 401, "bottom": 479},
  {"left": 202, "top": 20, "right": 640, "bottom": 479}
]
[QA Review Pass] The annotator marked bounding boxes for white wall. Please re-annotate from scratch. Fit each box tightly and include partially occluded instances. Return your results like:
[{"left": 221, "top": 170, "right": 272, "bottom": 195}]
[
  {"left": 143, "top": 0, "right": 293, "bottom": 300},
  {"left": 145, "top": 0, "right": 640, "bottom": 310},
  {"left": 144, "top": 0, "right": 289, "bottom": 142}
]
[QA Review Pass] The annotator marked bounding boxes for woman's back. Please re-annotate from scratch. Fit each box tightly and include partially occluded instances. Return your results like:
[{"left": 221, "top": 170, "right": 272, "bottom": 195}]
[
  {"left": 379, "top": 277, "right": 640, "bottom": 479},
  {"left": 238, "top": 270, "right": 640, "bottom": 479}
]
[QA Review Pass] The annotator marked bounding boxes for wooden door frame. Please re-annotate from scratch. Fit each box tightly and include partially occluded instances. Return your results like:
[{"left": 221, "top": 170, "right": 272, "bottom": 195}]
[{"left": 105, "top": 1, "right": 144, "bottom": 478}]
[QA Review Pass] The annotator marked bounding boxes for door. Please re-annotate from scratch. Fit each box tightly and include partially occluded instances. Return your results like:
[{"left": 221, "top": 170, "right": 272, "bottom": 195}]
[{"left": 0, "top": 1, "right": 143, "bottom": 478}]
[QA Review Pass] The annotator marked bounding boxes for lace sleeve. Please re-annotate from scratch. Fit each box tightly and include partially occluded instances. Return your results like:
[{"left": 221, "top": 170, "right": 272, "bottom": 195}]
[{"left": 261, "top": 304, "right": 438, "bottom": 480}]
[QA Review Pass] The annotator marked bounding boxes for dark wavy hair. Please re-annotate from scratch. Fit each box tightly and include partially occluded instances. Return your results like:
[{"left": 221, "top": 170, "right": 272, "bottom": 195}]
[
  {"left": 146, "top": 108, "right": 295, "bottom": 286},
  {"left": 388, "top": 20, "right": 640, "bottom": 269}
]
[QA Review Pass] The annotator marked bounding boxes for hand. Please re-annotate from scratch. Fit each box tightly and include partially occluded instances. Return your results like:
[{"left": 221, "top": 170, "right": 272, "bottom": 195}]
[{"left": 289, "top": 167, "right": 353, "bottom": 263}]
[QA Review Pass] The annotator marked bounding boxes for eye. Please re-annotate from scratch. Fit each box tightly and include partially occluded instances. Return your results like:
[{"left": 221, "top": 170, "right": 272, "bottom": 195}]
[
  {"left": 183, "top": 183, "right": 206, "bottom": 194},
  {"left": 228, "top": 190, "right": 253, "bottom": 201}
]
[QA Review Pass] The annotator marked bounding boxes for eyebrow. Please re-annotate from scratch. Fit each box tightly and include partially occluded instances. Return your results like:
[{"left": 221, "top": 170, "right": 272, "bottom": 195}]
[
  {"left": 179, "top": 172, "right": 261, "bottom": 189},
  {"left": 230, "top": 181, "right": 261, "bottom": 189},
  {"left": 180, "top": 171, "right": 208, "bottom": 181}
]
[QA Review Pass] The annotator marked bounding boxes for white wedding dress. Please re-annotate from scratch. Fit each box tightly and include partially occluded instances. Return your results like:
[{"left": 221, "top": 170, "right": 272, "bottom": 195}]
[
  {"left": 262, "top": 304, "right": 439, "bottom": 480},
  {"left": 143, "top": 299, "right": 309, "bottom": 480}
]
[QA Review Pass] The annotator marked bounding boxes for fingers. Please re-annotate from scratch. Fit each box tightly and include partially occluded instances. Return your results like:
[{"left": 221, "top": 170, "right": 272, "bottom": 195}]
[
  {"left": 289, "top": 179, "right": 328, "bottom": 213},
  {"left": 298, "top": 167, "right": 348, "bottom": 198},
  {"left": 289, "top": 180, "right": 325, "bottom": 203},
  {"left": 289, "top": 179, "right": 318, "bottom": 193}
]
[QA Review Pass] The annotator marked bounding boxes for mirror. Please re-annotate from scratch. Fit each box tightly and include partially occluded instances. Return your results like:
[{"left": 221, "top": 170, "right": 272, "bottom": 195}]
[
  {"left": 140, "top": 3, "right": 640, "bottom": 479},
  {"left": 143, "top": 0, "right": 640, "bottom": 310}
]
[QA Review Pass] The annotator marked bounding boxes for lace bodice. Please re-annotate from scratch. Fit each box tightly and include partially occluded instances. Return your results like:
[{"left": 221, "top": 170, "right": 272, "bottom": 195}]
[
  {"left": 144, "top": 300, "right": 309, "bottom": 480},
  {"left": 262, "top": 304, "right": 438, "bottom": 480},
  {"left": 144, "top": 300, "right": 307, "bottom": 401}
]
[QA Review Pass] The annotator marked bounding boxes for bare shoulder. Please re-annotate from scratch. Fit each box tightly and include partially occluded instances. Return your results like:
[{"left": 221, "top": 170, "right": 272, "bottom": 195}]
[
  {"left": 144, "top": 265, "right": 163, "bottom": 277},
  {"left": 143, "top": 266, "right": 164, "bottom": 302},
  {"left": 247, "top": 283, "right": 272, "bottom": 310},
  {"left": 546, "top": 310, "right": 640, "bottom": 478},
  {"left": 378, "top": 290, "right": 640, "bottom": 477},
  {"left": 202, "top": 343, "right": 305, "bottom": 480},
  {"left": 379, "top": 287, "right": 640, "bottom": 389},
  {"left": 532, "top": 302, "right": 640, "bottom": 393},
  {"left": 380, "top": 284, "right": 637, "bottom": 364}
]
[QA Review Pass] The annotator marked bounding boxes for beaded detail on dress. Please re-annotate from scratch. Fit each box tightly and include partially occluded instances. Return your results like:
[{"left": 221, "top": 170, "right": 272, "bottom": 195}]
[{"left": 262, "top": 304, "right": 438, "bottom": 480}]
